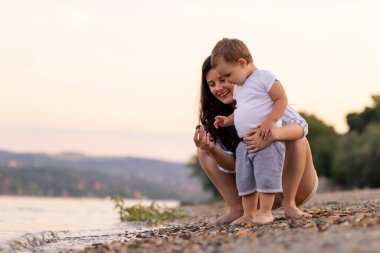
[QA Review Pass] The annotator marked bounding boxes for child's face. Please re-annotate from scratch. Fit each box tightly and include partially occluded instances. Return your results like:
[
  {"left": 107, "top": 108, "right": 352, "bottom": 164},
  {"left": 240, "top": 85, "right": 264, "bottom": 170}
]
[{"left": 213, "top": 58, "right": 248, "bottom": 86}]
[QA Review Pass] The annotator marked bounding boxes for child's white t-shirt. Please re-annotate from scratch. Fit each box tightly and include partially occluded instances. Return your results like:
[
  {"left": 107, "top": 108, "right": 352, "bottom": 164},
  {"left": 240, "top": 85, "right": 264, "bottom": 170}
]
[{"left": 233, "top": 69, "right": 282, "bottom": 138}]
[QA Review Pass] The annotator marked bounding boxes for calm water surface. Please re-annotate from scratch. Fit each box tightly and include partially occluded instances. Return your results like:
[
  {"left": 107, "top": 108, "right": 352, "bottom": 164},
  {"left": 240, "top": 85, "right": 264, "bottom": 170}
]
[{"left": 0, "top": 196, "right": 179, "bottom": 252}]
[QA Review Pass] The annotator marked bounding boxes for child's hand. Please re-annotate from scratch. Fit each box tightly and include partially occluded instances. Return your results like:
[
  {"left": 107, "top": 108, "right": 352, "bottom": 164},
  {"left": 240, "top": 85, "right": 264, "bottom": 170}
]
[
  {"left": 214, "top": 115, "right": 233, "bottom": 129},
  {"left": 259, "top": 118, "right": 277, "bottom": 140}
]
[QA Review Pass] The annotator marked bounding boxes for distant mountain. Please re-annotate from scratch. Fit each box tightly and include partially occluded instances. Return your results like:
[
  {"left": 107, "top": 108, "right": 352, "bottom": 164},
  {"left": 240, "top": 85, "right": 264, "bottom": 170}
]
[{"left": 0, "top": 150, "right": 210, "bottom": 202}]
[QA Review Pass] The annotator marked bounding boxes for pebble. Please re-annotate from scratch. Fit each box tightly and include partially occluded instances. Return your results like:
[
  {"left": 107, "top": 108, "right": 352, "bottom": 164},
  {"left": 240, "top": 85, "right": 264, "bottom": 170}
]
[{"left": 70, "top": 190, "right": 380, "bottom": 253}]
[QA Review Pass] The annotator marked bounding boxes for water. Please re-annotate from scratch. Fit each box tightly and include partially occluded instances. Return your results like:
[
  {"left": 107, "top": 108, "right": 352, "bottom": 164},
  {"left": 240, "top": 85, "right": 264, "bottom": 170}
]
[{"left": 0, "top": 196, "right": 179, "bottom": 252}]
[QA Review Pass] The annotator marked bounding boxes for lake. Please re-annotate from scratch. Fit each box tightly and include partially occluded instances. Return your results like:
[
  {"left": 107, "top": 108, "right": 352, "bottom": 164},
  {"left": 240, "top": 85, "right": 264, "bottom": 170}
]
[{"left": 0, "top": 196, "right": 179, "bottom": 252}]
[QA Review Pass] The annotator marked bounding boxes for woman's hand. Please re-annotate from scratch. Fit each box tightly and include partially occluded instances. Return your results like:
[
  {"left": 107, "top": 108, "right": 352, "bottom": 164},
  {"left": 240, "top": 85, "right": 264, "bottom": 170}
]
[
  {"left": 194, "top": 125, "right": 236, "bottom": 171},
  {"left": 243, "top": 127, "right": 274, "bottom": 152},
  {"left": 193, "top": 125, "right": 216, "bottom": 151}
]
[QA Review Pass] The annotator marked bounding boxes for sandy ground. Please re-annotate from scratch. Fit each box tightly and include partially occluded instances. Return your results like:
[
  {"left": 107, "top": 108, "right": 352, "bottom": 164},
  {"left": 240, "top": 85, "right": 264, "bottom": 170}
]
[{"left": 70, "top": 189, "right": 380, "bottom": 253}]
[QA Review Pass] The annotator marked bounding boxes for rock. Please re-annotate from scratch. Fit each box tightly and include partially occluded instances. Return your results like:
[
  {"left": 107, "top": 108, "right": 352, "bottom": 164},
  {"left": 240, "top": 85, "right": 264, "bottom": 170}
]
[{"left": 68, "top": 189, "right": 380, "bottom": 253}]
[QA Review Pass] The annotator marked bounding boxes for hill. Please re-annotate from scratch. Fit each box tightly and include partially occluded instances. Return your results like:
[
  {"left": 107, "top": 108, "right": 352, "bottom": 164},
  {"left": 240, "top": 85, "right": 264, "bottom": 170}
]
[{"left": 0, "top": 150, "right": 209, "bottom": 202}]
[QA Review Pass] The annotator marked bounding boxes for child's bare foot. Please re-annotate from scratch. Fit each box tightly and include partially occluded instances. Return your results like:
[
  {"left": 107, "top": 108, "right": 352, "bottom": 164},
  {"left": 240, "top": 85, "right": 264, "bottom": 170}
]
[
  {"left": 231, "top": 215, "right": 255, "bottom": 225},
  {"left": 254, "top": 213, "right": 274, "bottom": 224},
  {"left": 284, "top": 204, "right": 311, "bottom": 219},
  {"left": 210, "top": 210, "right": 243, "bottom": 226}
]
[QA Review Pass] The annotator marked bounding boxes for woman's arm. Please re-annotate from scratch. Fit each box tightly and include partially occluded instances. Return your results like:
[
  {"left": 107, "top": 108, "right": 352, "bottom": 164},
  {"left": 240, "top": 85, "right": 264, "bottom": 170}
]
[
  {"left": 271, "top": 123, "right": 304, "bottom": 141},
  {"left": 243, "top": 123, "right": 304, "bottom": 153},
  {"left": 194, "top": 125, "right": 236, "bottom": 171}
]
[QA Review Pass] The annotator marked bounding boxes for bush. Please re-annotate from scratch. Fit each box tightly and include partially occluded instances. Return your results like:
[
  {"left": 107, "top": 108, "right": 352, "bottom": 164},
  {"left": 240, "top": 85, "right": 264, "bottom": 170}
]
[
  {"left": 332, "top": 123, "right": 380, "bottom": 188},
  {"left": 111, "top": 193, "right": 186, "bottom": 224}
]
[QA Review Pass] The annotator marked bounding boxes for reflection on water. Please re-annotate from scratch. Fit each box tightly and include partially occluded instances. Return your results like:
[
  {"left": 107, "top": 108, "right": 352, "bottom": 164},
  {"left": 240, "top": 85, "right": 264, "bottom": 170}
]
[{"left": 0, "top": 196, "right": 179, "bottom": 252}]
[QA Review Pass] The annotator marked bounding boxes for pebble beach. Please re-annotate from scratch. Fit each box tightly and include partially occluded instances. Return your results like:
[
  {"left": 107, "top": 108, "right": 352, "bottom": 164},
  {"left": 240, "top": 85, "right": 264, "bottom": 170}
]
[{"left": 71, "top": 189, "right": 380, "bottom": 253}]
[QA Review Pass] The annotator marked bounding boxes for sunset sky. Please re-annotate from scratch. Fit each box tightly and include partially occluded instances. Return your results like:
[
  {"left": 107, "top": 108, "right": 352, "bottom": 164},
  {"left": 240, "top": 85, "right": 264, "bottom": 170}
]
[{"left": 1, "top": 0, "right": 379, "bottom": 162}]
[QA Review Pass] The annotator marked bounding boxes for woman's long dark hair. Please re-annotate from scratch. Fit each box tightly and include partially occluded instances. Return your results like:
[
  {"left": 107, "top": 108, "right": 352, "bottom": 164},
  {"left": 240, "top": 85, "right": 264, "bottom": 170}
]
[{"left": 199, "top": 56, "right": 240, "bottom": 152}]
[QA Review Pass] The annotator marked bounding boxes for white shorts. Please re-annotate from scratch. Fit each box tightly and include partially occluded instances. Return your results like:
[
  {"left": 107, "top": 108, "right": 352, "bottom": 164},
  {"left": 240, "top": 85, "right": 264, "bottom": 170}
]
[{"left": 216, "top": 149, "right": 236, "bottom": 174}]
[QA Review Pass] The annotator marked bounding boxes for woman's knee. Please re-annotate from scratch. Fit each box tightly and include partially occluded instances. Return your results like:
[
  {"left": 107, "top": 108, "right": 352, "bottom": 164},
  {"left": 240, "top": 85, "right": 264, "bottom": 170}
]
[
  {"left": 285, "top": 137, "right": 307, "bottom": 152},
  {"left": 196, "top": 147, "right": 207, "bottom": 163},
  {"left": 196, "top": 148, "right": 216, "bottom": 173}
]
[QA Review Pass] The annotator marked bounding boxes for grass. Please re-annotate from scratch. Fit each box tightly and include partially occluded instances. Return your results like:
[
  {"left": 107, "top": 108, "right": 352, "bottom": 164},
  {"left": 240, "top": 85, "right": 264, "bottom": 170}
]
[{"left": 111, "top": 193, "right": 186, "bottom": 224}]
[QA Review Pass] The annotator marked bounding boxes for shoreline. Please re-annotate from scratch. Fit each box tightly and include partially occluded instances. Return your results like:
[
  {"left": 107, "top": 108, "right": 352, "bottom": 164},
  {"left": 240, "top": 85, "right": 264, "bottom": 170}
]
[{"left": 73, "top": 189, "right": 380, "bottom": 253}]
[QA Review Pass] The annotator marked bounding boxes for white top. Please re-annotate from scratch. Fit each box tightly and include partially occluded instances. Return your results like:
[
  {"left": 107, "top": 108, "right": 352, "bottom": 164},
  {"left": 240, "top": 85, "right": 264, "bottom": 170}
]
[
  {"left": 282, "top": 105, "right": 308, "bottom": 136},
  {"left": 233, "top": 69, "right": 282, "bottom": 137}
]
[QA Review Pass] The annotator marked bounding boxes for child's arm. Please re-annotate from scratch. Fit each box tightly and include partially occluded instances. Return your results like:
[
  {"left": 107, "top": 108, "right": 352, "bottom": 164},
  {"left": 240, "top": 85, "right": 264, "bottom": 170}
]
[
  {"left": 260, "top": 80, "right": 288, "bottom": 140},
  {"left": 214, "top": 113, "right": 234, "bottom": 129}
]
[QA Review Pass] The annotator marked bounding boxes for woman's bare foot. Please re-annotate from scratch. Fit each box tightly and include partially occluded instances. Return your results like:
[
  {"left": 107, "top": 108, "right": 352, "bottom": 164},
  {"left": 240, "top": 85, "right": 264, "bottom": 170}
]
[
  {"left": 254, "top": 213, "right": 274, "bottom": 224},
  {"left": 284, "top": 204, "right": 311, "bottom": 218},
  {"left": 210, "top": 209, "right": 243, "bottom": 226},
  {"left": 230, "top": 214, "right": 255, "bottom": 225}
]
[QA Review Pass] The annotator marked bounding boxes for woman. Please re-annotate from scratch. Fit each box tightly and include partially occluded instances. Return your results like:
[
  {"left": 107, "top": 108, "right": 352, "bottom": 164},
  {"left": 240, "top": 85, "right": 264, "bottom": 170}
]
[{"left": 193, "top": 56, "right": 318, "bottom": 225}]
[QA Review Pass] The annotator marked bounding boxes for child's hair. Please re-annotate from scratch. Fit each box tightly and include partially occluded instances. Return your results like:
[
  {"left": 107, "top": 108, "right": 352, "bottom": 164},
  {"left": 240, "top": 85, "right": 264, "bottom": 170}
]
[{"left": 211, "top": 38, "right": 253, "bottom": 68}]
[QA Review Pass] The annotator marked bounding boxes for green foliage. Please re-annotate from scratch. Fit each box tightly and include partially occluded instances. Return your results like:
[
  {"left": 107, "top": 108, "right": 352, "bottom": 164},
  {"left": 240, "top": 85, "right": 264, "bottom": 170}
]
[
  {"left": 346, "top": 95, "right": 380, "bottom": 133},
  {"left": 332, "top": 123, "right": 380, "bottom": 188},
  {"left": 111, "top": 193, "right": 185, "bottom": 224},
  {"left": 187, "top": 155, "right": 221, "bottom": 200},
  {"left": 300, "top": 112, "right": 339, "bottom": 177},
  {"left": 331, "top": 95, "right": 380, "bottom": 189}
]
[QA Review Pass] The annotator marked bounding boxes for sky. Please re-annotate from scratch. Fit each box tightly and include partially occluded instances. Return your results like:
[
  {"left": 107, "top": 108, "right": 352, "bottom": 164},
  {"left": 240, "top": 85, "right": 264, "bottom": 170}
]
[{"left": 0, "top": 0, "right": 379, "bottom": 163}]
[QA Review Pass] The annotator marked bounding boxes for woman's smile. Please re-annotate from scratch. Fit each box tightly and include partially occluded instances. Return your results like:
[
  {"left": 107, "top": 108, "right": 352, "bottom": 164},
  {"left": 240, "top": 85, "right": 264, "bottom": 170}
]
[{"left": 217, "top": 90, "right": 230, "bottom": 97}]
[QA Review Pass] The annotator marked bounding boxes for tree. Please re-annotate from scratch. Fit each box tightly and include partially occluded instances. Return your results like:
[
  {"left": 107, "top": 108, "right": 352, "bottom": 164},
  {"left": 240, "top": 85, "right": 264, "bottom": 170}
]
[
  {"left": 346, "top": 95, "right": 380, "bottom": 133},
  {"left": 330, "top": 94, "right": 380, "bottom": 188},
  {"left": 332, "top": 123, "right": 380, "bottom": 188},
  {"left": 300, "top": 113, "right": 339, "bottom": 177},
  {"left": 187, "top": 155, "right": 221, "bottom": 200}
]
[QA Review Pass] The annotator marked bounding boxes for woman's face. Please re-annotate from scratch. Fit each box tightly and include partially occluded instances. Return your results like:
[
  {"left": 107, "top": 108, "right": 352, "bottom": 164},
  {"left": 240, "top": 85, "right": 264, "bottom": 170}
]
[{"left": 206, "top": 68, "right": 235, "bottom": 105}]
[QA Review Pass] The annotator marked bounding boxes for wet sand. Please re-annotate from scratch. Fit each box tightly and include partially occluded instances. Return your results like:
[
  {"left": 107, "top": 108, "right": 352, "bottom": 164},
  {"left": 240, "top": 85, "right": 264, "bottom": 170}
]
[{"left": 71, "top": 189, "right": 380, "bottom": 253}]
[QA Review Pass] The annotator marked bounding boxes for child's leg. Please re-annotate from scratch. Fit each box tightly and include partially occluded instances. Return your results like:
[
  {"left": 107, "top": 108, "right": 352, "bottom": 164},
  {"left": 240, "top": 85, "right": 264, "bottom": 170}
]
[
  {"left": 231, "top": 192, "right": 259, "bottom": 224},
  {"left": 232, "top": 142, "right": 258, "bottom": 224},
  {"left": 282, "top": 138, "right": 312, "bottom": 218},
  {"left": 255, "top": 193, "right": 275, "bottom": 224},
  {"left": 254, "top": 142, "right": 284, "bottom": 224}
]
